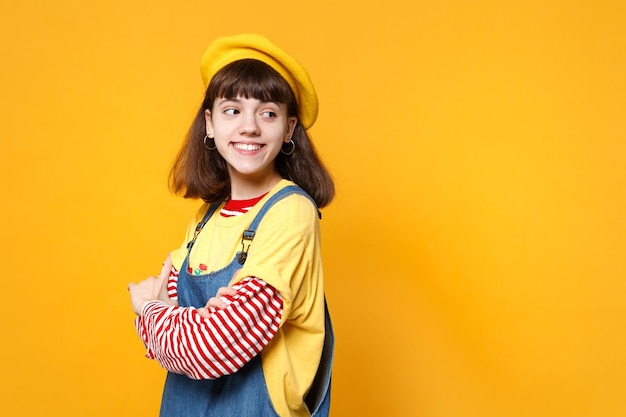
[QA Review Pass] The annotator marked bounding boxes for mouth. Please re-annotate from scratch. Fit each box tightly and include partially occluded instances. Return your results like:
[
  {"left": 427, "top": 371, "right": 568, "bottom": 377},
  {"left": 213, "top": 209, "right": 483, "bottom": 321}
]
[{"left": 233, "top": 143, "right": 263, "bottom": 152}]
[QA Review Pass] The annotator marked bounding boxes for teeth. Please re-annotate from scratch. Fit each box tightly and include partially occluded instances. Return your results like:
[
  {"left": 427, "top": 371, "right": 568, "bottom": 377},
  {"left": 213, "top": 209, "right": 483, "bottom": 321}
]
[{"left": 234, "top": 143, "right": 262, "bottom": 151}]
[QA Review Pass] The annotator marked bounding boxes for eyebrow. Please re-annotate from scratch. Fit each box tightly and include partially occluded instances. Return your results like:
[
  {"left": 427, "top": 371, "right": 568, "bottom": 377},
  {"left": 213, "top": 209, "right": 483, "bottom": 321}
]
[
  {"left": 217, "top": 97, "right": 280, "bottom": 106},
  {"left": 216, "top": 98, "right": 241, "bottom": 105}
]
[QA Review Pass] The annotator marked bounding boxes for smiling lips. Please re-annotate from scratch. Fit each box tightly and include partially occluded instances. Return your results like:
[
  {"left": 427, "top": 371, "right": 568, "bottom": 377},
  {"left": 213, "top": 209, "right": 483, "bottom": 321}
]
[{"left": 233, "top": 143, "right": 263, "bottom": 152}]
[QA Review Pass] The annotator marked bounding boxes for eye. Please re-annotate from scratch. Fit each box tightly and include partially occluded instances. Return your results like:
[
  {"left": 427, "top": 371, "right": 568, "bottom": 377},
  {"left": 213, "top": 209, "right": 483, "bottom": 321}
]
[
  {"left": 224, "top": 108, "right": 239, "bottom": 115},
  {"left": 261, "top": 110, "right": 277, "bottom": 118}
]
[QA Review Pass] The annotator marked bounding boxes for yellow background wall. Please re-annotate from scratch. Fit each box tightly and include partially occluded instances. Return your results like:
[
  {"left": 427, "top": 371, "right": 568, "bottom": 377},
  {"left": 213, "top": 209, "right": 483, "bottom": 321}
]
[{"left": 1, "top": 1, "right": 624, "bottom": 416}]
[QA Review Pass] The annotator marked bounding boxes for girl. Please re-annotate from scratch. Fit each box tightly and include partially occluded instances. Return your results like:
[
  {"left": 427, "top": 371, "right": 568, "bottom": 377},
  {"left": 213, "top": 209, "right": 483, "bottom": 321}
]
[{"left": 128, "top": 34, "right": 335, "bottom": 417}]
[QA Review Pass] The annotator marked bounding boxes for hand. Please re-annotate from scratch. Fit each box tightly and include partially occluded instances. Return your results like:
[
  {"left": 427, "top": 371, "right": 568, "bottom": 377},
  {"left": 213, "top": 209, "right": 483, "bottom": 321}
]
[
  {"left": 197, "top": 286, "right": 238, "bottom": 318},
  {"left": 128, "top": 255, "right": 177, "bottom": 315}
]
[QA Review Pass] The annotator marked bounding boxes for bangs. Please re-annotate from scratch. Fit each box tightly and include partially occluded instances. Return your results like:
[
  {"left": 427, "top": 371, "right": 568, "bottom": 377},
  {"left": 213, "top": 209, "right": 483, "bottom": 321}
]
[{"left": 207, "top": 59, "right": 296, "bottom": 108}]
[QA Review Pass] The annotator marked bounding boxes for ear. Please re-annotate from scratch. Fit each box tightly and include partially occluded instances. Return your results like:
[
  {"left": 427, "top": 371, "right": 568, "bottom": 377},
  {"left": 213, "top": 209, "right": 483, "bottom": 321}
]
[
  {"left": 204, "top": 109, "right": 214, "bottom": 137},
  {"left": 285, "top": 117, "right": 297, "bottom": 142}
]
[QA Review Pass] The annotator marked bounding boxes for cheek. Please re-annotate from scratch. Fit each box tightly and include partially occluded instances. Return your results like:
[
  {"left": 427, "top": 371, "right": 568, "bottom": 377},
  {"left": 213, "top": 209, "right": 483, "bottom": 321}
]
[
  {"left": 212, "top": 134, "right": 231, "bottom": 155},
  {"left": 211, "top": 123, "right": 233, "bottom": 141}
]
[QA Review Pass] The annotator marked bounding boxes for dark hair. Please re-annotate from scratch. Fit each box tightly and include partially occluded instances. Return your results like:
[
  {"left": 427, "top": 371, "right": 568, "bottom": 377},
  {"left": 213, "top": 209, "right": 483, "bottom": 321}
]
[{"left": 169, "top": 59, "right": 335, "bottom": 207}]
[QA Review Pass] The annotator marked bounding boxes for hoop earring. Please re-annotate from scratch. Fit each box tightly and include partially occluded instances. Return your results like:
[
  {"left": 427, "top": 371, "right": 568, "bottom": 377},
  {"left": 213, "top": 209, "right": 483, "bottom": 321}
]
[
  {"left": 281, "top": 139, "right": 296, "bottom": 156},
  {"left": 203, "top": 135, "right": 216, "bottom": 151}
]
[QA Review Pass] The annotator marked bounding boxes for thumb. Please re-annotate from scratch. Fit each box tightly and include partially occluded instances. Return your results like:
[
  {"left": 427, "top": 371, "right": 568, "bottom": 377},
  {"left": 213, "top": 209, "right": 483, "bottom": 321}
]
[{"left": 157, "top": 254, "right": 173, "bottom": 283}]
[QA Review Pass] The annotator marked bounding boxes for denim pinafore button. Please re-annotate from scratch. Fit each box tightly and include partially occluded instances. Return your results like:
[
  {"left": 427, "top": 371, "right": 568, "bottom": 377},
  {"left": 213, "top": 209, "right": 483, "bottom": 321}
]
[{"left": 159, "top": 186, "right": 334, "bottom": 417}]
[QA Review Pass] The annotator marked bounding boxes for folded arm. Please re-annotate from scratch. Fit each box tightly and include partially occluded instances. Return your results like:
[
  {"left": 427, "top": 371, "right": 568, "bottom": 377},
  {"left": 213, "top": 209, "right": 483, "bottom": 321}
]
[{"left": 134, "top": 275, "right": 283, "bottom": 380}]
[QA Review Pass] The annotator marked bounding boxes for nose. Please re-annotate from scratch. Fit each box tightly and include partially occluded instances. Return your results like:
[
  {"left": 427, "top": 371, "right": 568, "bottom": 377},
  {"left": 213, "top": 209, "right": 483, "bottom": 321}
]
[{"left": 239, "top": 112, "right": 260, "bottom": 136}]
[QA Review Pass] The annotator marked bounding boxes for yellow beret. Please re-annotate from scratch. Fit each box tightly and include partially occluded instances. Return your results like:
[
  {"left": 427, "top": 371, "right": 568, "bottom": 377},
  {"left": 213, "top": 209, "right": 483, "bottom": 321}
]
[{"left": 200, "top": 33, "right": 318, "bottom": 130}]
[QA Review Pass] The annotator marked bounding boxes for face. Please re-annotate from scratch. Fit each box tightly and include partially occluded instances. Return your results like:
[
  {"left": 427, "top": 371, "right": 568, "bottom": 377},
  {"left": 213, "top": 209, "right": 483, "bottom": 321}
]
[{"left": 205, "top": 96, "right": 297, "bottom": 190}]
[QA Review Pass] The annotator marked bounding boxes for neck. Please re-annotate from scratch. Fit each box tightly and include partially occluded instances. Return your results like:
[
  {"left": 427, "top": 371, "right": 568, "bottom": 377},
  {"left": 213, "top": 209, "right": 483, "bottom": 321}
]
[{"left": 229, "top": 172, "right": 283, "bottom": 200}]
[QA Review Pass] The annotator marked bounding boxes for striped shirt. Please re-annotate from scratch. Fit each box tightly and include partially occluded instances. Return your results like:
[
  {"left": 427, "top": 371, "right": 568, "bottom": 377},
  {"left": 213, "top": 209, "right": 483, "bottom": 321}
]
[
  {"left": 220, "top": 193, "right": 268, "bottom": 218},
  {"left": 135, "top": 193, "right": 284, "bottom": 380}
]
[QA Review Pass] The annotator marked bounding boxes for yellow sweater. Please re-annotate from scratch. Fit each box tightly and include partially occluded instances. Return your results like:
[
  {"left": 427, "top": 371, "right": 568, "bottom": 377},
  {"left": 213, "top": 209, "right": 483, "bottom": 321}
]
[{"left": 170, "top": 179, "right": 326, "bottom": 417}]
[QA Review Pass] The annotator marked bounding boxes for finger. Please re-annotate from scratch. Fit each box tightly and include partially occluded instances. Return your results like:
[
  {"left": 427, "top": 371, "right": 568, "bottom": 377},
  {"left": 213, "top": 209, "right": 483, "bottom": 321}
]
[
  {"left": 196, "top": 307, "right": 210, "bottom": 319},
  {"left": 157, "top": 255, "right": 173, "bottom": 281},
  {"left": 205, "top": 296, "right": 228, "bottom": 310},
  {"left": 216, "top": 286, "right": 238, "bottom": 299},
  {"left": 127, "top": 278, "right": 153, "bottom": 289}
]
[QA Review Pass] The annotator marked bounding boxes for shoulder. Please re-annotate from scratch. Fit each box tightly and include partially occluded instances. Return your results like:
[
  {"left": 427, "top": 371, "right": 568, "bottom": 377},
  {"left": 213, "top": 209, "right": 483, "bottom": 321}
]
[
  {"left": 260, "top": 182, "right": 319, "bottom": 229},
  {"left": 272, "top": 192, "right": 318, "bottom": 219}
]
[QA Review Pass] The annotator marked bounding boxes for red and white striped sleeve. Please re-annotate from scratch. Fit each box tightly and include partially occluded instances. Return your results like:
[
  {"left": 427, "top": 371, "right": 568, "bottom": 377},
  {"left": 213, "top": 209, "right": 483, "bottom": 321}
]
[
  {"left": 135, "top": 276, "right": 283, "bottom": 380},
  {"left": 166, "top": 266, "right": 179, "bottom": 300}
]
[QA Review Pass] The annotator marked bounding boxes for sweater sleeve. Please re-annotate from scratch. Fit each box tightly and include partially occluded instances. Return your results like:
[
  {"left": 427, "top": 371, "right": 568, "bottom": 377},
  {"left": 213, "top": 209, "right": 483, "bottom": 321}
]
[{"left": 135, "top": 274, "right": 283, "bottom": 380}]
